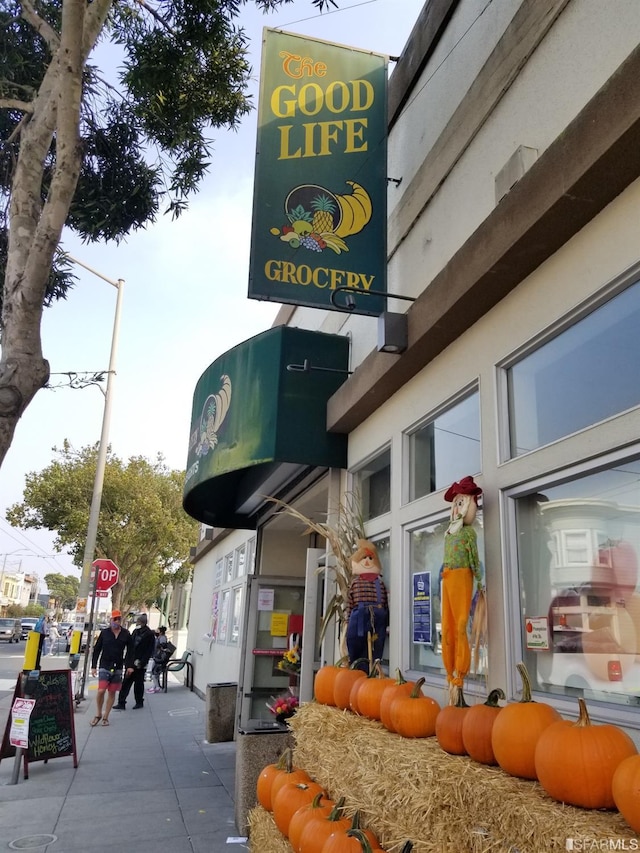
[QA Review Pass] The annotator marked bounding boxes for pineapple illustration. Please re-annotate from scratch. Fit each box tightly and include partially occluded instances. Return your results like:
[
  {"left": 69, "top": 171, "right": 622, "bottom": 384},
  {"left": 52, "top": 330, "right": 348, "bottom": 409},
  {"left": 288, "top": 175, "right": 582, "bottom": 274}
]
[{"left": 311, "top": 193, "right": 336, "bottom": 233}]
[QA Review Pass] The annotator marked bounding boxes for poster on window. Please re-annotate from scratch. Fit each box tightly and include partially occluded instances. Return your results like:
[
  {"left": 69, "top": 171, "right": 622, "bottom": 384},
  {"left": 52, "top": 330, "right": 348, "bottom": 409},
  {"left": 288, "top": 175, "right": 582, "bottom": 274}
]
[
  {"left": 210, "top": 591, "right": 220, "bottom": 641},
  {"left": 412, "top": 571, "right": 432, "bottom": 644}
]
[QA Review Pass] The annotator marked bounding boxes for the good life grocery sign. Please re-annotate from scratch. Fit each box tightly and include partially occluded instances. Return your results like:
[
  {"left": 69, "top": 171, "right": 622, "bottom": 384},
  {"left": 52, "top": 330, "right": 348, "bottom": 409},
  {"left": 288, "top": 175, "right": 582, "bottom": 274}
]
[{"left": 248, "top": 29, "right": 388, "bottom": 316}]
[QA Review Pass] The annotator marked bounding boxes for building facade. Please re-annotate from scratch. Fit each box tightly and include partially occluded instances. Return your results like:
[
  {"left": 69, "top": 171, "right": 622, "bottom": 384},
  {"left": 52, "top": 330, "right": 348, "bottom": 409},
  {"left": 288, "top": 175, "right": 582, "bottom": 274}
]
[{"left": 184, "top": 0, "right": 640, "bottom": 740}]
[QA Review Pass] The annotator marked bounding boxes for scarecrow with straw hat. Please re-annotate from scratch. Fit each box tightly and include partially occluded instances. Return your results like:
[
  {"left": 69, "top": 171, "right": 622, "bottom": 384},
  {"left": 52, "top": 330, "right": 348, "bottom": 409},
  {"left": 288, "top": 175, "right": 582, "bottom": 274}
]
[
  {"left": 442, "top": 476, "right": 483, "bottom": 694},
  {"left": 346, "top": 539, "right": 389, "bottom": 671}
]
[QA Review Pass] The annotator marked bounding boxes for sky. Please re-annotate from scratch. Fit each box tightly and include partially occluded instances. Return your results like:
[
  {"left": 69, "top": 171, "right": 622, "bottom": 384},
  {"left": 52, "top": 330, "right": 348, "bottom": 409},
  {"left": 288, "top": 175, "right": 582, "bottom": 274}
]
[{"left": 0, "top": 0, "right": 426, "bottom": 589}]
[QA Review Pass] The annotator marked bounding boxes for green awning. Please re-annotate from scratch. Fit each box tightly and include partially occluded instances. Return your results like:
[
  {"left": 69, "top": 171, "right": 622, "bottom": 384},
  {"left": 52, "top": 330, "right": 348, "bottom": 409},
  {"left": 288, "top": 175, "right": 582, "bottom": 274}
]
[{"left": 183, "top": 326, "right": 349, "bottom": 528}]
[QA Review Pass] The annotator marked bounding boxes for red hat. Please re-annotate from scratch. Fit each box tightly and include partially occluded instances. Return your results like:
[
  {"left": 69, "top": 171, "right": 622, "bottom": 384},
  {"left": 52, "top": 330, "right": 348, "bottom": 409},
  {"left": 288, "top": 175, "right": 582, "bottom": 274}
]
[
  {"left": 444, "top": 476, "right": 482, "bottom": 503},
  {"left": 111, "top": 609, "right": 122, "bottom": 618}
]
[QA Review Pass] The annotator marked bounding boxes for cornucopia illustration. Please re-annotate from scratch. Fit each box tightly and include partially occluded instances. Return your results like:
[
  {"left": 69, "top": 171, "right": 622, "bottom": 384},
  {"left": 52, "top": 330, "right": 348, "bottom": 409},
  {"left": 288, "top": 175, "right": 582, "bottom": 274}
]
[{"left": 270, "top": 181, "right": 372, "bottom": 254}]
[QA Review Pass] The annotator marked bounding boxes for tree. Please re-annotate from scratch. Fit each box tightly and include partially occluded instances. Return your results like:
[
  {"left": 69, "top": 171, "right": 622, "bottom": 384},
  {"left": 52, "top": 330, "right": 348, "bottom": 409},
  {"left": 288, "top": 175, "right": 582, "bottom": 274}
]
[
  {"left": 44, "top": 571, "right": 79, "bottom": 615},
  {"left": 6, "top": 441, "right": 199, "bottom": 613},
  {"left": 0, "top": 0, "right": 335, "bottom": 470}
]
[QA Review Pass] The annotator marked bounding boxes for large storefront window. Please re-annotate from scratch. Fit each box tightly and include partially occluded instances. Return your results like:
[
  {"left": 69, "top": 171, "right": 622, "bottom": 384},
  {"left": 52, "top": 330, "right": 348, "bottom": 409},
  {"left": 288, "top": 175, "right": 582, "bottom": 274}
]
[
  {"left": 408, "top": 512, "right": 485, "bottom": 680},
  {"left": 408, "top": 391, "right": 481, "bottom": 501},
  {"left": 516, "top": 459, "right": 640, "bottom": 707},
  {"left": 356, "top": 448, "right": 391, "bottom": 520},
  {"left": 507, "top": 278, "right": 640, "bottom": 457}
]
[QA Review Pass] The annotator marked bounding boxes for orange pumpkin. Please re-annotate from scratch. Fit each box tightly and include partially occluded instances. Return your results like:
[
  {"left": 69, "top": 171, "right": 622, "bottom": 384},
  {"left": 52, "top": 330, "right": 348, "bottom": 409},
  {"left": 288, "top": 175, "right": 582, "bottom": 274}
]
[
  {"left": 299, "top": 799, "right": 350, "bottom": 853},
  {"left": 272, "top": 779, "right": 326, "bottom": 837},
  {"left": 356, "top": 662, "right": 394, "bottom": 720},
  {"left": 256, "top": 749, "right": 302, "bottom": 811},
  {"left": 389, "top": 677, "right": 441, "bottom": 738},
  {"left": 612, "top": 754, "right": 640, "bottom": 832},
  {"left": 461, "top": 688, "right": 505, "bottom": 765},
  {"left": 321, "top": 816, "right": 380, "bottom": 853},
  {"left": 491, "top": 662, "right": 561, "bottom": 780},
  {"left": 349, "top": 673, "right": 369, "bottom": 715},
  {"left": 333, "top": 666, "right": 367, "bottom": 710},
  {"left": 270, "top": 762, "right": 311, "bottom": 808},
  {"left": 535, "top": 698, "right": 637, "bottom": 809},
  {"left": 288, "top": 792, "right": 335, "bottom": 853},
  {"left": 314, "top": 657, "right": 349, "bottom": 706},
  {"left": 379, "top": 669, "right": 416, "bottom": 732},
  {"left": 435, "top": 686, "right": 470, "bottom": 754}
]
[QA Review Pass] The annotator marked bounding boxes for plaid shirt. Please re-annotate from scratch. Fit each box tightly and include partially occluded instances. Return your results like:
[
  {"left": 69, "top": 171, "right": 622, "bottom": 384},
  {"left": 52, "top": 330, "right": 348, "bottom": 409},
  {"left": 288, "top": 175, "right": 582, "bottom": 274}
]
[{"left": 347, "top": 574, "right": 389, "bottom": 618}]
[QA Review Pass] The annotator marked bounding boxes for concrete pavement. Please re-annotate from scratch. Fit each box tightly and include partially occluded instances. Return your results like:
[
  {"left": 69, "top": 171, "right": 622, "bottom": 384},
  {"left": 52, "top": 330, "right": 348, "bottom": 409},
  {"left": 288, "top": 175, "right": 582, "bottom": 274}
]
[{"left": 0, "top": 665, "right": 243, "bottom": 853}]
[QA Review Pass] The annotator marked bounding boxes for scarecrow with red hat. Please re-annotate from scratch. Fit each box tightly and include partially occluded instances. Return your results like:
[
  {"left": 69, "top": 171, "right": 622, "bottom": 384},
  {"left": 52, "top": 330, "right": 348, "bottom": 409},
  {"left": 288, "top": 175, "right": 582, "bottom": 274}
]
[
  {"left": 346, "top": 539, "right": 389, "bottom": 671},
  {"left": 441, "top": 476, "right": 483, "bottom": 692}
]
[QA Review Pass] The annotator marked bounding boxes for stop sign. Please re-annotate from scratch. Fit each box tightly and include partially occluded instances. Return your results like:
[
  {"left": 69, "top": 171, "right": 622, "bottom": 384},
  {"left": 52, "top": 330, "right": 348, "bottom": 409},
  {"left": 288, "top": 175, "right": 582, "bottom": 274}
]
[{"left": 93, "top": 559, "right": 120, "bottom": 592}]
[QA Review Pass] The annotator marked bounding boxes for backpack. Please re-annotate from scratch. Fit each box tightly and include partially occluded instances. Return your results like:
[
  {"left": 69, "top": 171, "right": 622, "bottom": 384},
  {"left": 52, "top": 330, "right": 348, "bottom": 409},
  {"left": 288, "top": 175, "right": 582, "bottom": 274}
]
[{"left": 155, "top": 641, "right": 176, "bottom": 664}]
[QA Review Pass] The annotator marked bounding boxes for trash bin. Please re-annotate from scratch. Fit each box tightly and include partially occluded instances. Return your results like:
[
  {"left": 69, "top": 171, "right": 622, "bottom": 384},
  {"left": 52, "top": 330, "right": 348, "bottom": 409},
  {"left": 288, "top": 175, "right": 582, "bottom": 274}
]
[
  {"left": 205, "top": 682, "right": 237, "bottom": 743},
  {"left": 235, "top": 724, "right": 293, "bottom": 836}
]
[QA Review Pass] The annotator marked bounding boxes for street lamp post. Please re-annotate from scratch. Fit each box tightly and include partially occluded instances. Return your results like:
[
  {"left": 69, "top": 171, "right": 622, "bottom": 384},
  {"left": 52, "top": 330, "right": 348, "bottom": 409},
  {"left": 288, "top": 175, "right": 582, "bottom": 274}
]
[{"left": 62, "top": 253, "right": 124, "bottom": 700}]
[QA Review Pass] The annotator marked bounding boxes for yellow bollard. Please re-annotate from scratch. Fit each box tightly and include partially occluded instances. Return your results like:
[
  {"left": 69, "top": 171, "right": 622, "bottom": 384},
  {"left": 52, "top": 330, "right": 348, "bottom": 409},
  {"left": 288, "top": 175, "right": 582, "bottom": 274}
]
[
  {"left": 23, "top": 630, "right": 41, "bottom": 670},
  {"left": 69, "top": 630, "right": 82, "bottom": 655}
]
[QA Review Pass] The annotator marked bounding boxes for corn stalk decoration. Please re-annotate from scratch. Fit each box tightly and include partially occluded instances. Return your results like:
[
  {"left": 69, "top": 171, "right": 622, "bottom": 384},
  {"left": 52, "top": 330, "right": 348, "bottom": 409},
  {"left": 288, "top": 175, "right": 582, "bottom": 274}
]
[{"left": 265, "top": 492, "right": 365, "bottom": 658}]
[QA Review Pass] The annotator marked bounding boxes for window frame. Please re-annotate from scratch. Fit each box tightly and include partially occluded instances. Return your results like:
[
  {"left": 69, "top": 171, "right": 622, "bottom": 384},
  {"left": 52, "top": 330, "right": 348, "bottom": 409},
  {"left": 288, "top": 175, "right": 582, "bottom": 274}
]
[
  {"left": 497, "top": 262, "right": 640, "bottom": 463},
  {"left": 501, "top": 444, "right": 640, "bottom": 728}
]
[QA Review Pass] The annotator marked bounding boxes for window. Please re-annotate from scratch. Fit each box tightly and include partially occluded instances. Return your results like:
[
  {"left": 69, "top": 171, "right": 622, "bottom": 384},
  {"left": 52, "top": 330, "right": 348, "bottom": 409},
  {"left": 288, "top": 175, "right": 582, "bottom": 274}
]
[
  {"left": 236, "top": 544, "right": 246, "bottom": 578},
  {"left": 408, "top": 392, "right": 481, "bottom": 501},
  {"left": 230, "top": 587, "right": 243, "bottom": 644},
  {"left": 408, "top": 511, "right": 485, "bottom": 679},
  {"left": 224, "top": 552, "right": 234, "bottom": 583},
  {"left": 507, "top": 279, "right": 640, "bottom": 457},
  {"left": 355, "top": 448, "right": 391, "bottom": 520},
  {"left": 247, "top": 537, "right": 256, "bottom": 574},
  {"left": 214, "top": 559, "right": 223, "bottom": 589},
  {"left": 218, "top": 589, "right": 230, "bottom": 643},
  {"left": 514, "top": 457, "right": 640, "bottom": 707}
]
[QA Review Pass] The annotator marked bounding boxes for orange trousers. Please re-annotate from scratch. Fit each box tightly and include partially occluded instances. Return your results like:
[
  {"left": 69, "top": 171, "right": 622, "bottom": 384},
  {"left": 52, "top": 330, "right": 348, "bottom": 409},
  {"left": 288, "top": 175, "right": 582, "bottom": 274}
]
[{"left": 441, "top": 566, "right": 473, "bottom": 687}]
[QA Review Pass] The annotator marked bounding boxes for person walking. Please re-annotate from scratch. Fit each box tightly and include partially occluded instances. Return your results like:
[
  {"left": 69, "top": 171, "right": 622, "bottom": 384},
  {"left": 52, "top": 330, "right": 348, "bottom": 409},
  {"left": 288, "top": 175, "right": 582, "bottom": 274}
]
[
  {"left": 114, "top": 613, "right": 156, "bottom": 710},
  {"left": 47, "top": 622, "right": 61, "bottom": 655},
  {"left": 90, "top": 610, "right": 131, "bottom": 727}
]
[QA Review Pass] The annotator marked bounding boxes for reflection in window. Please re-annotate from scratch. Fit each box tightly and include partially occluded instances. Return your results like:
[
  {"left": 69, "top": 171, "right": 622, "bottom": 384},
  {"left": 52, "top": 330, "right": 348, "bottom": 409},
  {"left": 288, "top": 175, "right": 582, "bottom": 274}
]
[
  {"left": 507, "top": 279, "right": 640, "bottom": 457},
  {"left": 408, "top": 392, "right": 481, "bottom": 501},
  {"left": 236, "top": 544, "right": 246, "bottom": 578},
  {"left": 230, "top": 587, "right": 243, "bottom": 644},
  {"left": 516, "top": 459, "right": 640, "bottom": 706},
  {"left": 224, "top": 552, "right": 234, "bottom": 583},
  {"left": 356, "top": 449, "right": 391, "bottom": 520},
  {"left": 218, "top": 589, "right": 230, "bottom": 642},
  {"left": 214, "top": 559, "right": 223, "bottom": 589},
  {"left": 409, "top": 513, "right": 485, "bottom": 678}
]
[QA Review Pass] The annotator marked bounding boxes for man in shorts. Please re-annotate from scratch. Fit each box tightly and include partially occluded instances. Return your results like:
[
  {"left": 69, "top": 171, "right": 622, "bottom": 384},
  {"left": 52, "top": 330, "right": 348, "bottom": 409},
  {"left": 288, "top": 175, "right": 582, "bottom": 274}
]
[{"left": 90, "top": 610, "right": 131, "bottom": 726}]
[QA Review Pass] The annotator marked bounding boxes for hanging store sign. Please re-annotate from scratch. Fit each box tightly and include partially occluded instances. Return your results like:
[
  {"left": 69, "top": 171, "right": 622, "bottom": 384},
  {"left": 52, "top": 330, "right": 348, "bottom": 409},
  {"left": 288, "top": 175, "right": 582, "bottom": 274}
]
[{"left": 248, "top": 29, "right": 388, "bottom": 315}]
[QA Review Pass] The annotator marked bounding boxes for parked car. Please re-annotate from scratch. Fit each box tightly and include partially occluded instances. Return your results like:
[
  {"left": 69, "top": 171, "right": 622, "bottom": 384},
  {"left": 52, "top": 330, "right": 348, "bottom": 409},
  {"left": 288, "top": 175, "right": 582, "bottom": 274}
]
[
  {"left": 0, "top": 618, "right": 21, "bottom": 643},
  {"left": 20, "top": 617, "right": 39, "bottom": 640}
]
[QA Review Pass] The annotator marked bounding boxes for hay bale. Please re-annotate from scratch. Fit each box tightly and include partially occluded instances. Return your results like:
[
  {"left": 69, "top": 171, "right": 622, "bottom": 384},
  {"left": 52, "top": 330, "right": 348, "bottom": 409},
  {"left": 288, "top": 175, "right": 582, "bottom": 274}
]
[
  {"left": 248, "top": 805, "right": 293, "bottom": 853},
  {"left": 288, "top": 703, "right": 636, "bottom": 853}
]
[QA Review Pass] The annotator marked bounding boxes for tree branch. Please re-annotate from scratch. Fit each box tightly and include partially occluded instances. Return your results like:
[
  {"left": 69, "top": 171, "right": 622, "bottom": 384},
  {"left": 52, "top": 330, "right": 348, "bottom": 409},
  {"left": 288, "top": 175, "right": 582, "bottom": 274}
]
[
  {"left": 20, "top": 0, "right": 61, "bottom": 53},
  {"left": 0, "top": 98, "right": 33, "bottom": 114}
]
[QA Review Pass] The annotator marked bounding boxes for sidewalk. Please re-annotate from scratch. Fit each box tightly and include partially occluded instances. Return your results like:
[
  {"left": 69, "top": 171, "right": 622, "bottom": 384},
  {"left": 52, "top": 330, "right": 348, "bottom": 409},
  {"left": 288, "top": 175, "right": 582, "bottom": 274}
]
[{"left": 0, "top": 667, "right": 242, "bottom": 853}]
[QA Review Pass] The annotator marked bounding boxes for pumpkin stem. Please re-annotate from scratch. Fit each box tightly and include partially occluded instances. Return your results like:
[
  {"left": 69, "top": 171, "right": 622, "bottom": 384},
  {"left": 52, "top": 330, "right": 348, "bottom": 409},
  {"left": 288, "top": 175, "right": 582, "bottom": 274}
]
[
  {"left": 276, "top": 747, "right": 292, "bottom": 772},
  {"left": 485, "top": 688, "right": 506, "bottom": 707},
  {"left": 516, "top": 661, "right": 534, "bottom": 703},
  {"left": 346, "top": 828, "right": 374, "bottom": 853},
  {"left": 335, "top": 654, "right": 350, "bottom": 668},
  {"left": 410, "top": 677, "right": 426, "bottom": 699},
  {"left": 400, "top": 844, "right": 414, "bottom": 853},
  {"left": 351, "top": 657, "right": 369, "bottom": 670},
  {"left": 328, "top": 797, "right": 346, "bottom": 822},
  {"left": 311, "top": 791, "right": 325, "bottom": 808},
  {"left": 394, "top": 668, "right": 408, "bottom": 686},
  {"left": 576, "top": 697, "right": 592, "bottom": 727},
  {"left": 450, "top": 685, "right": 469, "bottom": 708}
]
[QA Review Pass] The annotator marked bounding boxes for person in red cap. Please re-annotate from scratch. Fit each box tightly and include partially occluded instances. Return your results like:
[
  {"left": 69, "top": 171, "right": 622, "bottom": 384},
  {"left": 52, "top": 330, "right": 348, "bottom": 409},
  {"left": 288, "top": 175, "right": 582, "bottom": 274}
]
[
  {"left": 90, "top": 609, "right": 131, "bottom": 726},
  {"left": 441, "top": 476, "right": 483, "bottom": 694},
  {"left": 346, "top": 540, "right": 389, "bottom": 671}
]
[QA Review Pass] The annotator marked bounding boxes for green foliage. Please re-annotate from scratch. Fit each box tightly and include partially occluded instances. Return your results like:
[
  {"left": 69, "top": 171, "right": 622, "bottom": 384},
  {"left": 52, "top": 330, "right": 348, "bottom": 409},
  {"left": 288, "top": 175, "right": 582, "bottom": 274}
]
[
  {"left": 6, "top": 441, "right": 199, "bottom": 614},
  {"left": 0, "top": 0, "right": 338, "bottom": 301},
  {"left": 6, "top": 603, "right": 45, "bottom": 617},
  {"left": 44, "top": 572, "right": 79, "bottom": 610}
]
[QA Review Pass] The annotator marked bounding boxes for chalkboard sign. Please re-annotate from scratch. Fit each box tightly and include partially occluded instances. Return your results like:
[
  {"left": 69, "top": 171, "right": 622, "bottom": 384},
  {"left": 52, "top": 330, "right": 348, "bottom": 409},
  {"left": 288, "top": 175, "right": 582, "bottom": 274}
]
[{"left": 0, "top": 669, "right": 78, "bottom": 778}]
